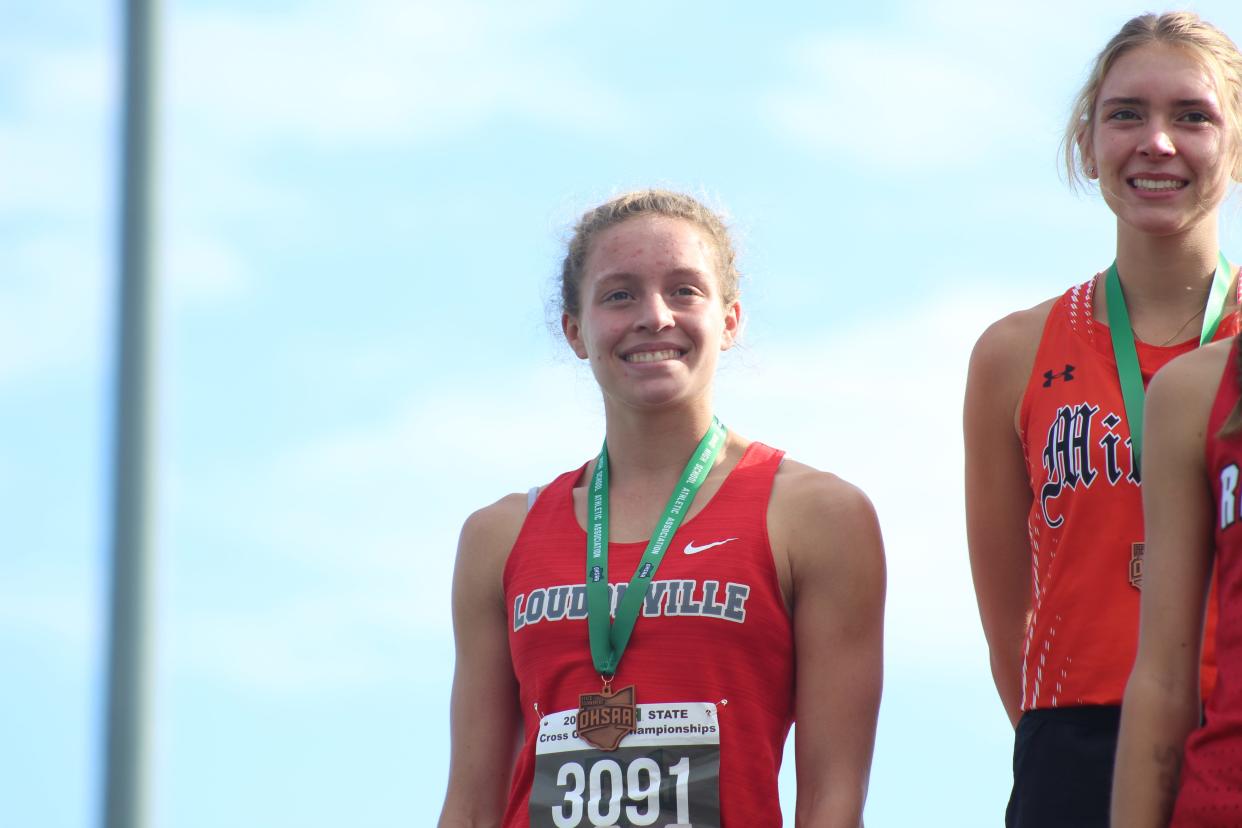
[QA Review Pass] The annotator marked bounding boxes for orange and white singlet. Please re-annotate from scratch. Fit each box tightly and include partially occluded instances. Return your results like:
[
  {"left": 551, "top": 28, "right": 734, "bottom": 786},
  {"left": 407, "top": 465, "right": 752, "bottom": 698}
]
[
  {"left": 1018, "top": 278, "right": 1237, "bottom": 711},
  {"left": 500, "top": 442, "right": 793, "bottom": 828}
]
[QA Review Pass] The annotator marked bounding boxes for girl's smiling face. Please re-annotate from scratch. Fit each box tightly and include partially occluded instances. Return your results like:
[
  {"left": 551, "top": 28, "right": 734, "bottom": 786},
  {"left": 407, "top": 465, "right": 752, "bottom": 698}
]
[
  {"left": 562, "top": 214, "right": 739, "bottom": 413},
  {"left": 1087, "top": 43, "right": 1235, "bottom": 237}
]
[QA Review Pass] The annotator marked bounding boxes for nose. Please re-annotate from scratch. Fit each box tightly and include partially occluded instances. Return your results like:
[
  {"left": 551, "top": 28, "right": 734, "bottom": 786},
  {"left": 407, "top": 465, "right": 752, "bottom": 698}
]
[
  {"left": 635, "top": 292, "right": 675, "bottom": 331},
  {"left": 1139, "top": 121, "right": 1176, "bottom": 157}
]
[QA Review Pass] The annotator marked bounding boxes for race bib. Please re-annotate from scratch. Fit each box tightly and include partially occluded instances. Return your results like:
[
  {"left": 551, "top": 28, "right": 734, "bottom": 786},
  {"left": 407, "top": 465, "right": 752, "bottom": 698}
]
[{"left": 531, "top": 701, "right": 721, "bottom": 828}]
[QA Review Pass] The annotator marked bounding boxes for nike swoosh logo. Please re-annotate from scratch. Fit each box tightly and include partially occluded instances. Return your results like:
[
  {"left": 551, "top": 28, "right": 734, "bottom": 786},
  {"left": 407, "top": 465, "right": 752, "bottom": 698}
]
[{"left": 683, "top": 538, "right": 739, "bottom": 555}]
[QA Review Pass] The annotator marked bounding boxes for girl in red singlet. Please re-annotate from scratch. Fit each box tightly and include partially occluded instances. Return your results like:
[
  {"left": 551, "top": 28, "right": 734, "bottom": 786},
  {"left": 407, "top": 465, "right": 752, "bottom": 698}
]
[
  {"left": 965, "top": 13, "right": 1242, "bottom": 828},
  {"left": 437, "top": 190, "right": 885, "bottom": 827},
  {"left": 1114, "top": 336, "right": 1242, "bottom": 827}
]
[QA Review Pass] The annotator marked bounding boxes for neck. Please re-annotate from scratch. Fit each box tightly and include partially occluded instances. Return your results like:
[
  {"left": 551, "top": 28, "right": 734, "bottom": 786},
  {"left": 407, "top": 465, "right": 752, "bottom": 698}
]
[
  {"left": 1113, "top": 220, "right": 1220, "bottom": 312},
  {"left": 598, "top": 399, "right": 718, "bottom": 489}
]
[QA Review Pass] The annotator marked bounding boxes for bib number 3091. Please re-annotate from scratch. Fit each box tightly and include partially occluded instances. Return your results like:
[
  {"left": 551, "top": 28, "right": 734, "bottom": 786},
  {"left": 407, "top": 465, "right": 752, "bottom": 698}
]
[
  {"left": 552, "top": 754, "right": 690, "bottom": 827},
  {"left": 531, "top": 702, "right": 721, "bottom": 828}
]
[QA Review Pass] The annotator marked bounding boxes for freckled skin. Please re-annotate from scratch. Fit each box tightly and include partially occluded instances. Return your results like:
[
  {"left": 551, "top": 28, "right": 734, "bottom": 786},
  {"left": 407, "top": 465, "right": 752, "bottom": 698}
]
[{"left": 561, "top": 215, "right": 739, "bottom": 414}]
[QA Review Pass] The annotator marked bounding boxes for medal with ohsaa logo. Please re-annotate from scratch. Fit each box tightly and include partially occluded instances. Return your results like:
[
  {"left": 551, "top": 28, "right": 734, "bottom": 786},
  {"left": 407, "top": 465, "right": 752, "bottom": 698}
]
[
  {"left": 580, "top": 419, "right": 726, "bottom": 754},
  {"left": 577, "top": 682, "right": 636, "bottom": 751},
  {"left": 1129, "top": 541, "right": 1144, "bottom": 589}
]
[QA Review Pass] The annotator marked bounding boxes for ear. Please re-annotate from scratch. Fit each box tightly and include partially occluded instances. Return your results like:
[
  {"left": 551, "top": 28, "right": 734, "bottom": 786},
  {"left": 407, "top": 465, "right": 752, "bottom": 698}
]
[
  {"left": 720, "top": 299, "right": 742, "bottom": 351},
  {"left": 562, "top": 312, "right": 590, "bottom": 360},
  {"left": 1078, "top": 129, "right": 1097, "bottom": 180}
]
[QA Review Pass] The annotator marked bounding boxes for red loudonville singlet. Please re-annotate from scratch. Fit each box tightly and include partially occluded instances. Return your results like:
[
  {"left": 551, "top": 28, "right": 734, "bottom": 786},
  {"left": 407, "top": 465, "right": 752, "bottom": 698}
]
[
  {"left": 1173, "top": 337, "right": 1242, "bottom": 826},
  {"left": 1018, "top": 277, "right": 1239, "bottom": 711},
  {"left": 500, "top": 442, "right": 794, "bottom": 827}
]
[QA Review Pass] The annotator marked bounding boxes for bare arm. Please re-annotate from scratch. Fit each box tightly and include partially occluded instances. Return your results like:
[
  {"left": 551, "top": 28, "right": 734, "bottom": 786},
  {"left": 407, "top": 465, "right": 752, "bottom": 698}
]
[
  {"left": 1111, "top": 344, "right": 1225, "bottom": 828},
  {"left": 438, "top": 495, "right": 528, "bottom": 828},
  {"left": 964, "top": 308, "right": 1048, "bottom": 725},
  {"left": 773, "top": 465, "right": 885, "bottom": 828}
]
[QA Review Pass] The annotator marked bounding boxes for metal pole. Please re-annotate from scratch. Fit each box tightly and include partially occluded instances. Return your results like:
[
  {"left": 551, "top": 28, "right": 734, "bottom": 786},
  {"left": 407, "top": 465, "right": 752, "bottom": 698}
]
[{"left": 102, "top": 1, "right": 159, "bottom": 826}]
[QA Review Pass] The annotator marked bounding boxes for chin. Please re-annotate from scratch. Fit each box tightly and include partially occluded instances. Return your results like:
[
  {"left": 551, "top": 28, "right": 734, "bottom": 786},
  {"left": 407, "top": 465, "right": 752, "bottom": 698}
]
[
  {"left": 631, "top": 392, "right": 694, "bottom": 410},
  {"left": 609, "top": 384, "right": 706, "bottom": 412},
  {"left": 1120, "top": 210, "right": 1210, "bottom": 239}
]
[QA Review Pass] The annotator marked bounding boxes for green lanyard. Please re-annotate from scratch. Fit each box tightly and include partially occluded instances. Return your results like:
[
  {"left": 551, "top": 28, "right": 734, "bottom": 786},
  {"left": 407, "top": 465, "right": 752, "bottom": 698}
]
[
  {"left": 1105, "top": 252, "right": 1233, "bottom": 473},
  {"left": 586, "top": 417, "right": 727, "bottom": 677}
]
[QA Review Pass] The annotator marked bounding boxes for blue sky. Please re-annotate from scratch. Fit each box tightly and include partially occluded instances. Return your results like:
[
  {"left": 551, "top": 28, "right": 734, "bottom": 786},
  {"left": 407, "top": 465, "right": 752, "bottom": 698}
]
[{"left": 8, "top": 1, "right": 1242, "bottom": 826}]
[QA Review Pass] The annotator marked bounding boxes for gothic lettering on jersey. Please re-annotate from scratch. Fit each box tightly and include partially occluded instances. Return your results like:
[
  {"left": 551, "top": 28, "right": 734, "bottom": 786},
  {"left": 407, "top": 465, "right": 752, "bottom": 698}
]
[
  {"left": 1041, "top": 402, "right": 1099, "bottom": 527},
  {"left": 512, "top": 579, "right": 751, "bottom": 631},
  {"left": 1040, "top": 403, "right": 1139, "bottom": 527},
  {"left": 1221, "top": 463, "right": 1240, "bottom": 531},
  {"left": 1098, "top": 412, "right": 1140, "bottom": 486}
]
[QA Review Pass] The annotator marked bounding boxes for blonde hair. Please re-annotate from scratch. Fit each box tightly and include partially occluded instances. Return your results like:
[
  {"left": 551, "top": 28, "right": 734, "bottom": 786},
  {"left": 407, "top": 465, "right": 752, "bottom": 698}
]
[
  {"left": 559, "top": 189, "right": 740, "bottom": 318},
  {"left": 1063, "top": 11, "right": 1242, "bottom": 189}
]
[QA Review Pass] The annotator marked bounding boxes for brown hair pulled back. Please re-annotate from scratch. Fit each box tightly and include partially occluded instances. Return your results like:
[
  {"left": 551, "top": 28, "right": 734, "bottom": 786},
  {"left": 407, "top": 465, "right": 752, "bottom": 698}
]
[
  {"left": 1063, "top": 11, "right": 1242, "bottom": 188},
  {"left": 560, "top": 189, "right": 740, "bottom": 319}
]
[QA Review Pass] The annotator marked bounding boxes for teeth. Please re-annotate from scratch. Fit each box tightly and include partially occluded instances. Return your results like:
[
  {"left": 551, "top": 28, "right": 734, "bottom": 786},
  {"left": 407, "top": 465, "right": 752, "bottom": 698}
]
[
  {"left": 625, "top": 349, "right": 681, "bottom": 363},
  {"left": 1131, "top": 178, "right": 1185, "bottom": 191}
]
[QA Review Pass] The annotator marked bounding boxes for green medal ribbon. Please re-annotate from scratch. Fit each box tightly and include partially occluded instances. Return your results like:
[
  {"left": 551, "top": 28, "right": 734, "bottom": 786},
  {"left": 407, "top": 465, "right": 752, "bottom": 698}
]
[
  {"left": 1105, "top": 252, "right": 1233, "bottom": 474},
  {"left": 586, "top": 417, "right": 727, "bottom": 677}
]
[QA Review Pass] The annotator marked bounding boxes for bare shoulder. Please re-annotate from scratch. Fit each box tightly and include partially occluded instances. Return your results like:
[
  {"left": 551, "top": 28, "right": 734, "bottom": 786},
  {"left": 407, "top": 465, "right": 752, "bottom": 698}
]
[
  {"left": 769, "top": 459, "right": 885, "bottom": 587},
  {"left": 770, "top": 459, "right": 877, "bottom": 527},
  {"left": 1146, "top": 338, "right": 1234, "bottom": 436},
  {"left": 1150, "top": 337, "right": 1232, "bottom": 398},
  {"left": 460, "top": 492, "right": 529, "bottom": 549},
  {"left": 969, "top": 296, "right": 1059, "bottom": 382},
  {"left": 455, "top": 492, "right": 530, "bottom": 597},
  {"left": 966, "top": 295, "right": 1061, "bottom": 438}
]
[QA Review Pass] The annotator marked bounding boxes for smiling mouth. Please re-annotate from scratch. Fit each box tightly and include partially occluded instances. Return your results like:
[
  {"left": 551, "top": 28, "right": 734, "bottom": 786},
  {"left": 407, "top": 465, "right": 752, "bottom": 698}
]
[
  {"left": 1129, "top": 177, "right": 1187, "bottom": 191},
  {"left": 624, "top": 349, "right": 684, "bottom": 363}
]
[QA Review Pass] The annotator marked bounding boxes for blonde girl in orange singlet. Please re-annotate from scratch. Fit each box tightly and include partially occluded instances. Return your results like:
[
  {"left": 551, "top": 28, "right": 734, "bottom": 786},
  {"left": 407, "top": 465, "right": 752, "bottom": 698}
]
[{"left": 965, "top": 12, "right": 1242, "bottom": 828}]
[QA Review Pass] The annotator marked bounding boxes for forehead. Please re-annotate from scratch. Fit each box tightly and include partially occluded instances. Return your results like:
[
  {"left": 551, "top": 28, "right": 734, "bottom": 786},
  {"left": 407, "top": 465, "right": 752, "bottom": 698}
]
[
  {"left": 583, "top": 215, "right": 717, "bottom": 280},
  {"left": 1099, "top": 42, "right": 1221, "bottom": 104}
]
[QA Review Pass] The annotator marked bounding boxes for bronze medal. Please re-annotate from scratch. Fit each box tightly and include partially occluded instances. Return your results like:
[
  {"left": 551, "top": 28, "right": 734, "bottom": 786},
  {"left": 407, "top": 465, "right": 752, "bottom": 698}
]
[
  {"left": 577, "top": 680, "right": 636, "bottom": 751},
  {"left": 1129, "top": 541, "right": 1145, "bottom": 589},
  {"left": 580, "top": 420, "right": 725, "bottom": 754}
]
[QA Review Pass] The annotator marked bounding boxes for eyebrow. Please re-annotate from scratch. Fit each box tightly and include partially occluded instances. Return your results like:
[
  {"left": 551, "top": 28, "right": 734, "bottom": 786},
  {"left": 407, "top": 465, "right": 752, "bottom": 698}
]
[
  {"left": 594, "top": 267, "right": 710, "bottom": 283},
  {"left": 1100, "top": 96, "right": 1218, "bottom": 108}
]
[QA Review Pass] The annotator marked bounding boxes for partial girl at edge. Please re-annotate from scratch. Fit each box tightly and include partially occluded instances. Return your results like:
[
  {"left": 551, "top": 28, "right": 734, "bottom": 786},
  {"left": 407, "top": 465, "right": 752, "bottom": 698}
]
[
  {"left": 965, "top": 12, "right": 1242, "bottom": 828},
  {"left": 438, "top": 190, "right": 885, "bottom": 827},
  {"left": 1113, "top": 328, "right": 1242, "bottom": 825}
]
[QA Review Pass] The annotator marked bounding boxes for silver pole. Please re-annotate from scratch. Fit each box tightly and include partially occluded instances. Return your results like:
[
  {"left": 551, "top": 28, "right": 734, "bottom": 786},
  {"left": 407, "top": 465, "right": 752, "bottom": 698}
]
[{"left": 102, "top": 1, "right": 159, "bottom": 826}]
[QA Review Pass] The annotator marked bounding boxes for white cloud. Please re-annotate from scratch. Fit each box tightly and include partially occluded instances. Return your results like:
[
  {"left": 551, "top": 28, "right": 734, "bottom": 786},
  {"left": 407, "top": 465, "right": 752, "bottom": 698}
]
[
  {"left": 0, "top": 235, "right": 106, "bottom": 386},
  {"left": 764, "top": 32, "right": 1032, "bottom": 170},
  {"left": 165, "top": 590, "right": 448, "bottom": 693},
  {"left": 0, "top": 41, "right": 109, "bottom": 384},
  {"left": 168, "top": 0, "right": 628, "bottom": 150},
  {"left": 161, "top": 227, "right": 249, "bottom": 306},
  {"left": 0, "top": 569, "right": 96, "bottom": 655},
  {"left": 0, "top": 38, "right": 112, "bottom": 216}
]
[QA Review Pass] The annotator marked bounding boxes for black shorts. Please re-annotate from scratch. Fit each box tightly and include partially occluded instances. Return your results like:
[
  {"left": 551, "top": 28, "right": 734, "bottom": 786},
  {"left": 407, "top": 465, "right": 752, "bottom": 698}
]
[{"left": 1005, "top": 705, "right": 1121, "bottom": 828}]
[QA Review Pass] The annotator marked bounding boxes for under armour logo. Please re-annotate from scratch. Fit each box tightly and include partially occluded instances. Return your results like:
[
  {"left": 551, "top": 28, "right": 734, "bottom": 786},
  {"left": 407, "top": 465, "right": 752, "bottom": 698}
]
[{"left": 1043, "top": 364, "right": 1075, "bottom": 387}]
